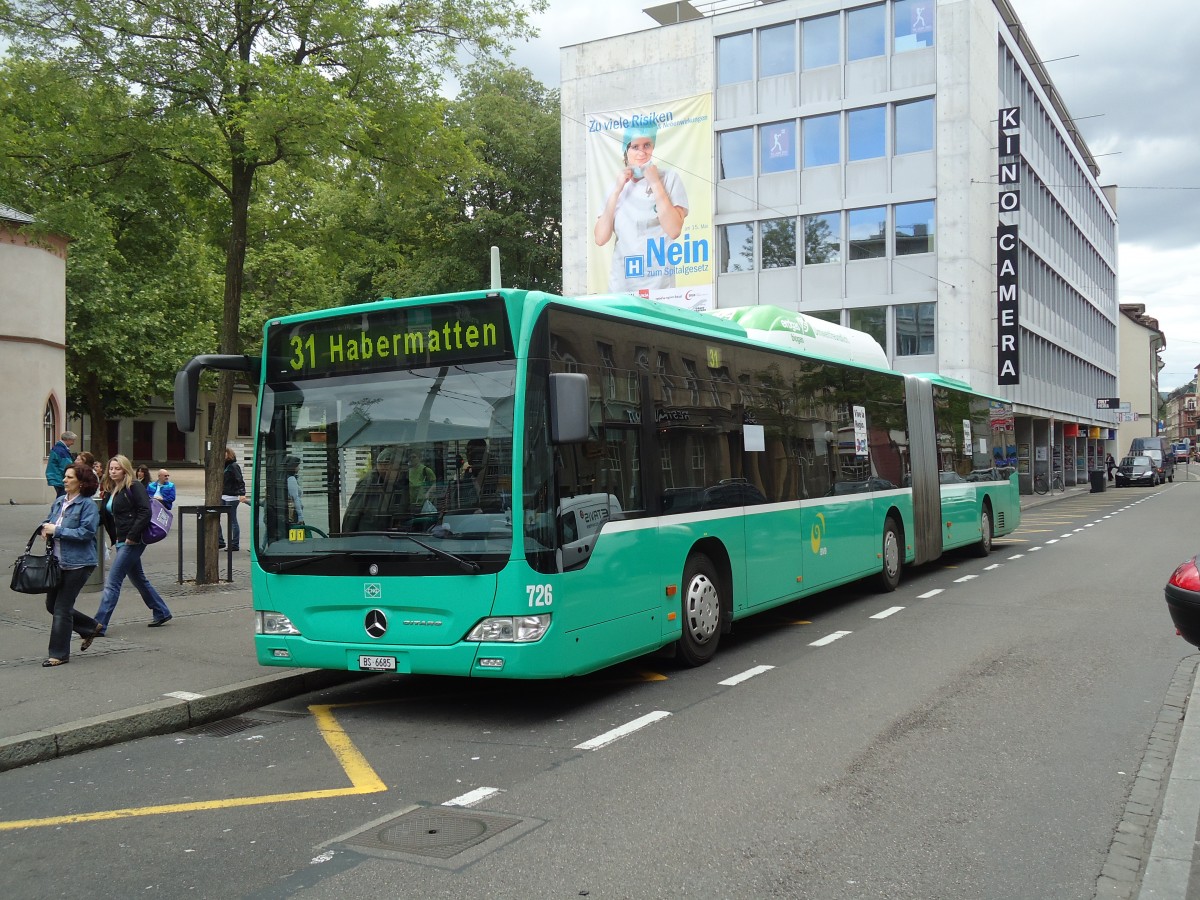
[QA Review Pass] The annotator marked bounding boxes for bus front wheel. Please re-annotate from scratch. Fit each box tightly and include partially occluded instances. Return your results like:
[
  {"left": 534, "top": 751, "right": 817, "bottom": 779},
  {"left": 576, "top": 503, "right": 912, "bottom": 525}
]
[
  {"left": 678, "top": 554, "right": 721, "bottom": 666},
  {"left": 875, "top": 517, "right": 902, "bottom": 593}
]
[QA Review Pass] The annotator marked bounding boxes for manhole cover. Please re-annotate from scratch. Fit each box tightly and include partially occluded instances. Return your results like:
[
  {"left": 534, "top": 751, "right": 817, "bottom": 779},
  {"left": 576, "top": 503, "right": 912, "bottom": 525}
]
[{"left": 344, "top": 807, "right": 523, "bottom": 860}]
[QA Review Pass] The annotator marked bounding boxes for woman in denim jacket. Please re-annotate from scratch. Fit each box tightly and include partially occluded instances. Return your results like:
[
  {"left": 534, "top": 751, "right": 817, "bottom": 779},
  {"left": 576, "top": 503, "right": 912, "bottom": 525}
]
[{"left": 37, "top": 463, "right": 105, "bottom": 667}]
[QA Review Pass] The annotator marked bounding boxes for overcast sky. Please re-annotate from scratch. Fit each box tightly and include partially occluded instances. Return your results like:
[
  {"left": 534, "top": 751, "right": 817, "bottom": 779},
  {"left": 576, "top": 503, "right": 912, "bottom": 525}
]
[{"left": 511, "top": 0, "right": 1200, "bottom": 393}]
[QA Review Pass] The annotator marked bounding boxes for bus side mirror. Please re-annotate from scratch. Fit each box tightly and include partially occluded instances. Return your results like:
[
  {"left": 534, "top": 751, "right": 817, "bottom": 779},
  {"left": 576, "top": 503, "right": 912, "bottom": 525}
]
[
  {"left": 550, "top": 373, "right": 590, "bottom": 444},
  {"left": 173, "top": 354, "right": 261, "bottom": 433}
]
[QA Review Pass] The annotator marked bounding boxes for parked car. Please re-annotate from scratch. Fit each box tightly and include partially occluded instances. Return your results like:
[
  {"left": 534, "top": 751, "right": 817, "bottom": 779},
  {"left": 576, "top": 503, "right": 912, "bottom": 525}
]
[
  {"left": 1129, "top": 437, "right": 1175, "bottom": 482},
  {"left": 1165, "top": 554, "right": 1200, "bottom": 647},
  {"left": 1114, "top": 455, "right": 1157, "bottom": 487}
]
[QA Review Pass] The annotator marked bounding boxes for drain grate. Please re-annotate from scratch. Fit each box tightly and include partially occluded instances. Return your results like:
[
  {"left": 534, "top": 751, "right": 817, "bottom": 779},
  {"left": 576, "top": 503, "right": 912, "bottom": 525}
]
[
  {"left": 344, "top": 807, "right": 523, "bottom": 860},
  {"left": 185, "top": 715, "right": 273, "bottom": 737}
]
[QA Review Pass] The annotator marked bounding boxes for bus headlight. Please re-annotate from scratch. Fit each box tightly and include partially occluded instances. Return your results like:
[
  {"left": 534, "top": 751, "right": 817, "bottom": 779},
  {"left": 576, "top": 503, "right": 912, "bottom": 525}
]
[
  {"left": 465, "top": 615, "right": 550, "bottom": 643},
  {"left": 256, "top": 611, "right": 301, "bottom": 635}
]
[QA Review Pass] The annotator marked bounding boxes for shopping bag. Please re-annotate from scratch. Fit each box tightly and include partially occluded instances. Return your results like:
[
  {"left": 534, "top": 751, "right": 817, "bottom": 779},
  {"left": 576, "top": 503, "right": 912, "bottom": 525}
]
[
  {"left": 143, "top": 497, "right": 174, "bottom": 544},
  {"left": 9, "top": 528, "right": 61, "bottom": 594}
]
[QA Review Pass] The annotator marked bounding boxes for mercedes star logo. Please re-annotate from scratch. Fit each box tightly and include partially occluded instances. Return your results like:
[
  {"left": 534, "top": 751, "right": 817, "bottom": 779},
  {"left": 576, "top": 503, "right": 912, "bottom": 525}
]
[{"left": 364, "top": 609, "right": 388, "bottom": 639}]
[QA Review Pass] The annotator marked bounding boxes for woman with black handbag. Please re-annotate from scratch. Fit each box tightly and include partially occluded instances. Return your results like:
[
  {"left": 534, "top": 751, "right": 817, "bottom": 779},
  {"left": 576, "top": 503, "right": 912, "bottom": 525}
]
[{"left": 37, "top": 463, "right": 105, "bottom": 667}]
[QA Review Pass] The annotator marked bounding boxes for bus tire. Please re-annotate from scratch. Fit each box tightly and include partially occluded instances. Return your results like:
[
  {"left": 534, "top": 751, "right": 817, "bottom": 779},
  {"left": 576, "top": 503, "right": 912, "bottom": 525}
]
[
  {"left": 970, "top": 504, "right": 993, "bottom": 558},
  {"left": 678, "top": 554, "right": 721, "bottom": 666},
  {"left": 875, "top": 516, "right": 902, "bottom": 593}
]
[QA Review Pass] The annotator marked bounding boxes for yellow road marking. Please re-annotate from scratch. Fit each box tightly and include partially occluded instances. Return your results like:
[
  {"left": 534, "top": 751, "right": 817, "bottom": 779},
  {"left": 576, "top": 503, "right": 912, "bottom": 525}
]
[{"left": 0, "top": 702, "right": 386, "bottom": 831}]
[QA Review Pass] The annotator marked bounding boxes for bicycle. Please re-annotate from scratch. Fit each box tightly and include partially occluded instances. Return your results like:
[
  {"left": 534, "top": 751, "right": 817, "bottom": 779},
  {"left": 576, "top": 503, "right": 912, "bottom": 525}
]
[{"left": 1033, "top": 469, "right": 1065, "bottom": 495}]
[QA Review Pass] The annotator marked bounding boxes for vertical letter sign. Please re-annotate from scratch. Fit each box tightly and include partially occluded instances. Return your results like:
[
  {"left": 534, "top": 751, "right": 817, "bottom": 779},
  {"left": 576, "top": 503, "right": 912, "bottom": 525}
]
[
  {"left": 996, "top": 224, "right": 1020, "bottom": 385},
  {"left": 996, "top": 105, "right": 1021, "bottom": 385}
]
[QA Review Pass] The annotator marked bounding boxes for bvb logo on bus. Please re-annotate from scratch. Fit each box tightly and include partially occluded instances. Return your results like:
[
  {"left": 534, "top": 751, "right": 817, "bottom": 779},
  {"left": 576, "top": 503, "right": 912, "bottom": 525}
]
[{"left": 810, "top": 513, "right": 827, "bottom": 555}]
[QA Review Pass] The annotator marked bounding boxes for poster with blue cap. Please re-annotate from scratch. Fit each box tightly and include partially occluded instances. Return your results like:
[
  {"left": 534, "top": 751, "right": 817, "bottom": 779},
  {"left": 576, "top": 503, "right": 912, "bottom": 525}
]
[{"left": 585, "top": 94, "right": 713, "bottom": 310}]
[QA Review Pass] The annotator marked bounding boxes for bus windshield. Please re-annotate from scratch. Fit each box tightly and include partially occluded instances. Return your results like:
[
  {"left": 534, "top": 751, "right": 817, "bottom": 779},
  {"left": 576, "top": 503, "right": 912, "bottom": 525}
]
[{"left": 254, "top": 360, "right": 516, "bottom": 572}]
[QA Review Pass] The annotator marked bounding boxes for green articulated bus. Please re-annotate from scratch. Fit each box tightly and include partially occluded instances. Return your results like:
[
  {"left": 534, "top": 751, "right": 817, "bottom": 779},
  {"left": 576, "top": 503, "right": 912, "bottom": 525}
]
[{"left": 175, "top": 289, "right": 1021, "bottom": 678}]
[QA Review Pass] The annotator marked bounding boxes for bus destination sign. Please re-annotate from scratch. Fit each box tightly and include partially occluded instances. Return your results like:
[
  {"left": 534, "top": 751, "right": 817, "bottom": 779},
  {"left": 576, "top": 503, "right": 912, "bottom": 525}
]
[{"left": 265, "top": 297, "right": 512, "bottom": 382}]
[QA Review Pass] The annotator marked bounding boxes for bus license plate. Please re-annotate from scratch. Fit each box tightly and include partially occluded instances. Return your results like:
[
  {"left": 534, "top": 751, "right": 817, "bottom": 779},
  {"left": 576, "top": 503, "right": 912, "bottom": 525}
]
[{"left": 358, "top": 655, "right": 396, "bottom": 672}]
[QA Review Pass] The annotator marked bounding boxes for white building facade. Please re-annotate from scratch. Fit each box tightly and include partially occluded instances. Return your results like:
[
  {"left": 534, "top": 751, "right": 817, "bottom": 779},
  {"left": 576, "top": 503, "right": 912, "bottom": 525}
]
[{"left": 562, "top": 0, "right": 1122, "bottom": 491}]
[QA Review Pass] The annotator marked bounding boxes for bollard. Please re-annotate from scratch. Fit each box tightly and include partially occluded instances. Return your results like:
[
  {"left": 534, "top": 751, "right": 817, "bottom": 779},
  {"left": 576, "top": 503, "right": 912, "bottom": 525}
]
[{"left": 83, "top": 497, "right": 106, "bottom": 592}]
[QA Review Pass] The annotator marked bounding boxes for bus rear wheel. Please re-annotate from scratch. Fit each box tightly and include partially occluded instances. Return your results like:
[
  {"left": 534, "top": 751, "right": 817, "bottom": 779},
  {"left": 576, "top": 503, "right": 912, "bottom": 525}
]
[
  {"left": 678, "top": 554, "right": 721, "bottom": 666},
  {"left": 875, "top": 517, "right": 902, "bottom": 593}
]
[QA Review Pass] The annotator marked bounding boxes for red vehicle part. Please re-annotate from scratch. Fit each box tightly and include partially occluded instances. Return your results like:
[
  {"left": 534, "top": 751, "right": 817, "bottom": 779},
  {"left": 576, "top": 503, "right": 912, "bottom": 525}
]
[{"left": 1165, "top": 556, "right": 1200, "bottom": 647}]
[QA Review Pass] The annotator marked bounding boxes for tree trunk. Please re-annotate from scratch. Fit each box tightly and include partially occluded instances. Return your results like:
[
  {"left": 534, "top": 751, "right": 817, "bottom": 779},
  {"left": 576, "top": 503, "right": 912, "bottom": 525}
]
[
  {"left": 199, "top": 158, "right": 253, "bottom": 583},
  {"left": 82, "top": 372, "right": 106, "bottom": 460}
]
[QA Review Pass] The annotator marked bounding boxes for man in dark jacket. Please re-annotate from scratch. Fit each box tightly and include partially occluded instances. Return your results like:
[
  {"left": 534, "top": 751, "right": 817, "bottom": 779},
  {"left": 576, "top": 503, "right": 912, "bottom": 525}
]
[{"left": 45, "top": 430, "right": 76, "bottom": 497}]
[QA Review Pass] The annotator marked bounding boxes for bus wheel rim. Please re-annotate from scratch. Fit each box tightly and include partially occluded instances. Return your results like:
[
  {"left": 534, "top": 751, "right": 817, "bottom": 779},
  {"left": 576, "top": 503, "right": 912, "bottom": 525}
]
[
  {"left": 685, "top": 575, "right": 719, "bottom": 642},
  {"left": 883, "top": 531, "right": 899, "bottom": 578}
]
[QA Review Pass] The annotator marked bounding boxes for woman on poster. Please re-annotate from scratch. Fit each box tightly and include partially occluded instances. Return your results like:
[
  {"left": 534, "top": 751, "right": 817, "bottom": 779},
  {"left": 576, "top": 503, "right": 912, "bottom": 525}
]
[{"left": 594, "top": 123, "right": 689, "bottom": 294}]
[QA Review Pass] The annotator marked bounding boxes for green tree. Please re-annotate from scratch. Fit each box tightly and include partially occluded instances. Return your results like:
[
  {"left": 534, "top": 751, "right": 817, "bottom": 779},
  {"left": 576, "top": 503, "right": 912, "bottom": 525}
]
[
  {"left": 0, "top": 58, "right": 222, "bottom": 458},
  {"left": 442, "top": 66, "right": 562, "bottom": 293},
  {"left": 1, "top": 0, "right": 543, "bottom": 578}
]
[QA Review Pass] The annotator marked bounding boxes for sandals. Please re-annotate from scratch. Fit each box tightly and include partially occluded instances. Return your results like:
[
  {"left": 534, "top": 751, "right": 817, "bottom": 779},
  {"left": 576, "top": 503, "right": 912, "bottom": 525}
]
[
  {"left": 80, "top": 626, "right": 105, "bottom": 652},
  {"left": 42, "top": 657, "right": 69, "bottom": 667}
]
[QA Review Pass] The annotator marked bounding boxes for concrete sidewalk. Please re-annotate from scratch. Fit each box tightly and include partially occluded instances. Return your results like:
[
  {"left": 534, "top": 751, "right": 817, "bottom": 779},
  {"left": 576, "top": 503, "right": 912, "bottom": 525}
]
[
  {"left": 0, "top": 470, "right": 1105, "bottom": 772},
  {"left": 0, "top": 470, "right": 355, "bottom": 771}
]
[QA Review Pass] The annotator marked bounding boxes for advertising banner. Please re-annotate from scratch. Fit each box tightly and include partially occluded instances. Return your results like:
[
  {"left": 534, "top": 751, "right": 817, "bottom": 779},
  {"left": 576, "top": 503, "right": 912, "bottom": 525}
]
[{"left": 585, "top": 93, "right": 713, "bottom": 311}]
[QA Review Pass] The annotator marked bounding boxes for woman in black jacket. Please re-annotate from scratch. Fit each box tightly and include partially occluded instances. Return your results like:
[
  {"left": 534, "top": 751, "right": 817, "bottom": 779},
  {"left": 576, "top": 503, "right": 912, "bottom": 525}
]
[
  {"left": 219, "top": 448, "right": 247, "bottom": 550},
  {"left": 92, "top": 455, "right": 174, "bottom": 632}
]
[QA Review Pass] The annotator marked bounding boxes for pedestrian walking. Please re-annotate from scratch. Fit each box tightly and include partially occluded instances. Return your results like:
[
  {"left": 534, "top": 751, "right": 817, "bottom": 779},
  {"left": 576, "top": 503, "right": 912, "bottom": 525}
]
[
  {"left": 135, "top": 465, "right": 152, "bottom": 490},
  {"left": 219, "top": 448, "right": 247, "bottom": 550},
  {"left": 45, "top": 430, "right": 76, "bottom": 497},
  {"left": 1105, "top": 452, "right": 1116, "bottom": 482},
  {"left": 37, "top": 463, "right": 105, "bottom": 667},
  {"left": 92, "top": 454, "right": 173, "bottom": 631}
]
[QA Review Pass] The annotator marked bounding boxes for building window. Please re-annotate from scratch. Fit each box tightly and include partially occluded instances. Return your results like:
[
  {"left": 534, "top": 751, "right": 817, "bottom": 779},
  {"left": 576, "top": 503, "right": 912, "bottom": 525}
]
[
  {"left": 802, "top": 14, "right": 840, "bottom": 69},
  {"left": 848, "top": 307, "right": 887, "bottom": 349},
  {"left": 803, "top": 212, "right": 842, "bottom": 265},
  {"left": 237, "top": 403, "right": 253, "bottom": 437},
  {"left": 719, "top": 129, "right": 754, "bottom": 179},
  {"left": 895, "top": 302, "right": 936, "bottom": 355},
  {"left": 895, "top": 98, "right": 934, "bottom": 154},
  {"left": 847, "top": 4, "right": 886, "bottom": 61},
  {"left": 803, "top": 113, "right": 840, "bottom": 167},
  {"left": 848, "top": 105, "right": 886, "bottom": 161},
  {"left": 848, "top": 206, "right": 887, "bottom": 260},
  {"left": 895, "top": 200, "right": 935, "bottom": 255},
  {"left": 759, "top": 121, "right": 796, "bottom": 174},
  {"left": 759, "top": 22, "right": 796, "bottom": 77},
  {"left": 894, "top": 0, "right": 935, "bottom": 52},
  {"left": 43, "top": 400, "right": 55, "bottom": 458},
  {"left": 717, "top": 32, "right": 753, "bottom": 85},
  {"left": 720, "top": 223, "right": 755, "bottom": 273},
  {"left": 806, "top": 309, "right": 841, "bottom": 325},
  {"left": 761, "top": 218, "right": 797, "bottom": 269}
]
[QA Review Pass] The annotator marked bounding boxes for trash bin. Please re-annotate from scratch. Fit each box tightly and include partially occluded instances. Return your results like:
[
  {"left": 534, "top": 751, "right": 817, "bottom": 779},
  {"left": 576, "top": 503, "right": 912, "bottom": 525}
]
[{"left": 1089, "top": 470, "right": 1107, "bottom": 493}]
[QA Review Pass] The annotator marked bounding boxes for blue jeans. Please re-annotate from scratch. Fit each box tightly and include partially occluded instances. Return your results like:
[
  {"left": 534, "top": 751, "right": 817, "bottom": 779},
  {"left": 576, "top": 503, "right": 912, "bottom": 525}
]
[
  {"left": 93, "top": 541, "right": 172, "bottom": 628},
  {"left": 45, "top": 566, "right": 99, "bottom": 659},
  {"left": 219, "top": 499, "right": 240, "bottom": 548}
]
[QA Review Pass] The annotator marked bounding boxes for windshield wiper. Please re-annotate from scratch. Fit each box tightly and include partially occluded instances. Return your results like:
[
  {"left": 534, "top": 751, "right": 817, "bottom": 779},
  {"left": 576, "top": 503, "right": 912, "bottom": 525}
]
[
  {"left": 342, "top": 531, "right": 482, "bottom": 574},
  {"left": 389, "top": 533, "right": 481, "bottom": 574},
  {"left": 267, "top": 550, "right": 361, "bottom": 574}
]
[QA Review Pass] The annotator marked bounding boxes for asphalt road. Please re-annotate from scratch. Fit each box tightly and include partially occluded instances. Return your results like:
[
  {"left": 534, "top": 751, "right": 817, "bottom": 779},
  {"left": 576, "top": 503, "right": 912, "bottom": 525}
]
[{"left": 0, "top": 481, "right": 1196, "bottom": 899}]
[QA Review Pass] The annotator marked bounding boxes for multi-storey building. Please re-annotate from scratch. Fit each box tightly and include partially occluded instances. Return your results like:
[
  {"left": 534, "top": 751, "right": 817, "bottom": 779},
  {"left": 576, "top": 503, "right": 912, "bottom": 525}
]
[{"left": 561, "top": 0, "right": 1126, "bottom": 491}]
